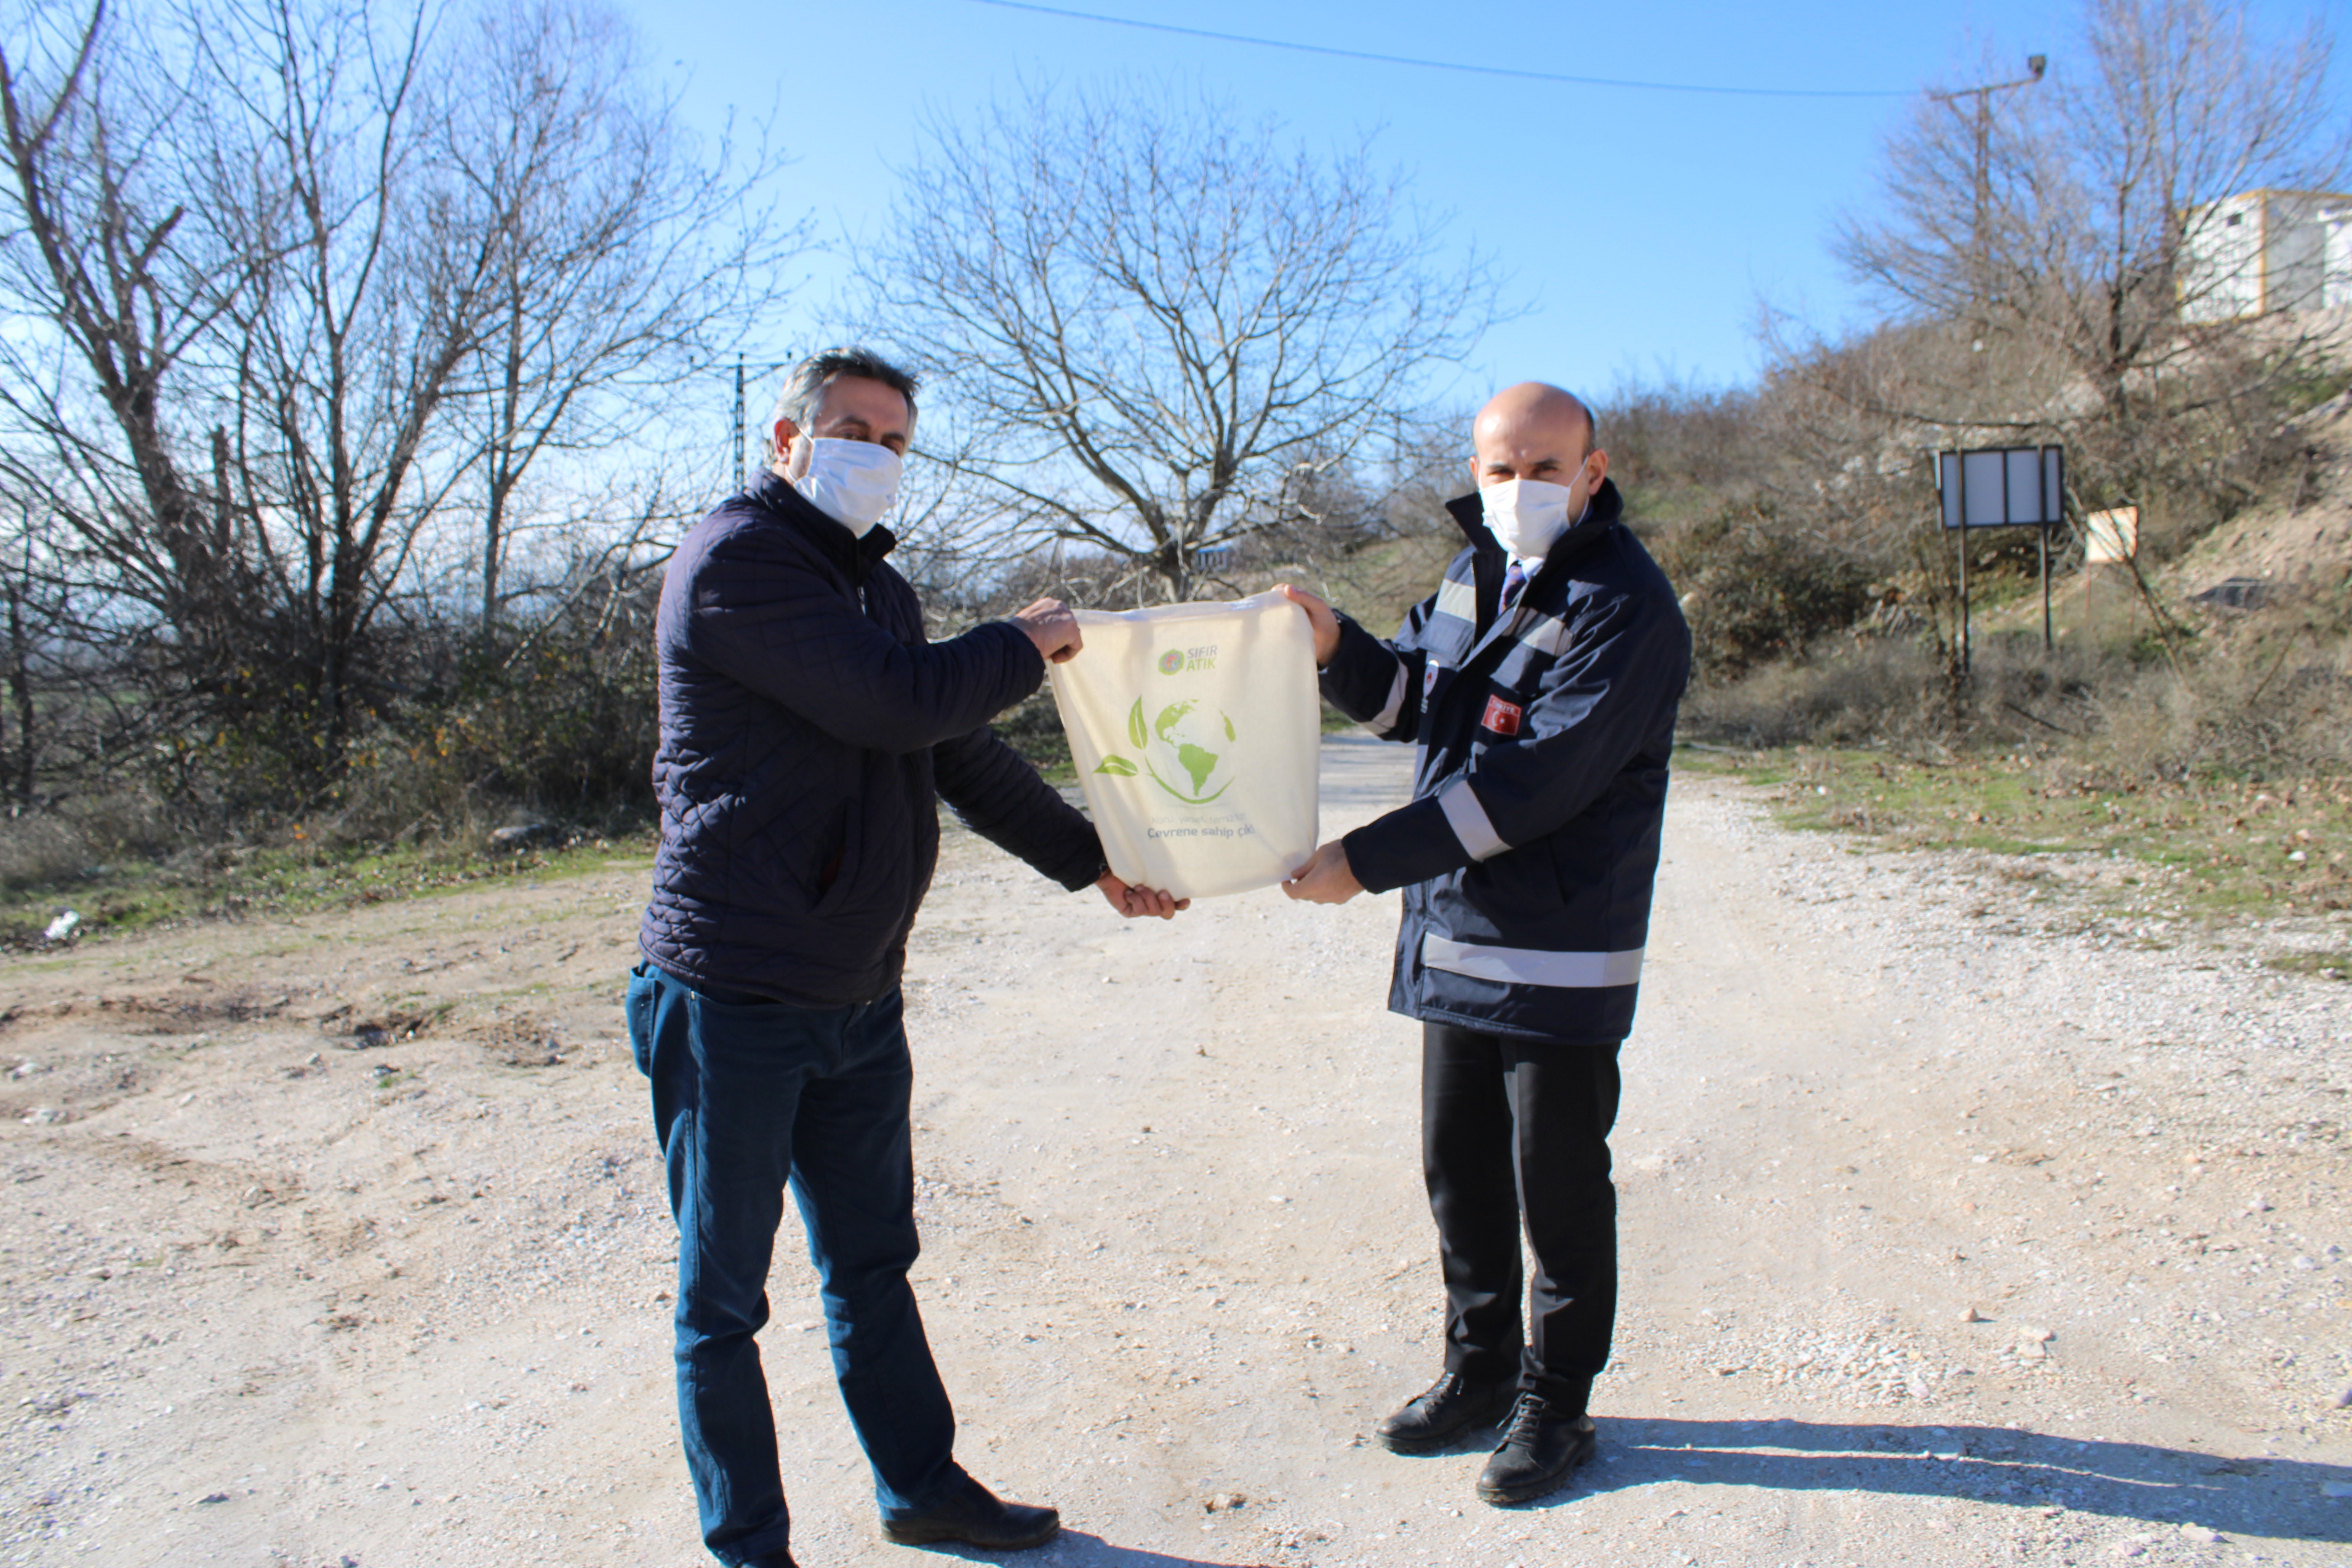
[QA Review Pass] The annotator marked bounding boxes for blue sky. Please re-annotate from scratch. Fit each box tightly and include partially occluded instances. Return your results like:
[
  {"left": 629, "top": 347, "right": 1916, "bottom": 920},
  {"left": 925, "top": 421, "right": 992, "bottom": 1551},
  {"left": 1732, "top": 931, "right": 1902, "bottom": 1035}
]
[{"left": 609, "top": 0, "right": 2347, "bottom": 411}]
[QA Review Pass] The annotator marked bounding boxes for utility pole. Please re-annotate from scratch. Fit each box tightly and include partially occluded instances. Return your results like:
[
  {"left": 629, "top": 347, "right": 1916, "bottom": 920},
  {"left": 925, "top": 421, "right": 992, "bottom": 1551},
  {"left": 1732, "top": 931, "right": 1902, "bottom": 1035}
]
[
  {"left": 1928, "top": 55, "right": 2047, "bottom": 324},
  {"left": 728, "top": 354, "right": 800, "bottom": 491},
  {"left": 1928, "top": 57, "right": 2046, "bottom": 681}
]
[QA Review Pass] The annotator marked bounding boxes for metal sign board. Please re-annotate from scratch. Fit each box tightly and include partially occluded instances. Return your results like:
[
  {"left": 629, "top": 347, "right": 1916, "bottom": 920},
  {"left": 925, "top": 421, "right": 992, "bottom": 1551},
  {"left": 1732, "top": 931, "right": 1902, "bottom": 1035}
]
[
  {"left": 1936, "top": 445, "right": 2064, "bottom": 529},
  {"left": 1932, "top": 442, "right": 2069, "bottom": 675},
  {"left": 2083, "top": 506, "right": 2139, "bottom": 563}
]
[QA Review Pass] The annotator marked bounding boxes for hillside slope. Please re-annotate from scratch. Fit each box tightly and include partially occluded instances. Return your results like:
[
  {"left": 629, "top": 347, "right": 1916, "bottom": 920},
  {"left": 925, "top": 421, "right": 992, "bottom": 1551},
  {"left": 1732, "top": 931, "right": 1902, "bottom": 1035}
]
[{"left": 2171, "top": 390, "right": 2352, "bottom": 599}]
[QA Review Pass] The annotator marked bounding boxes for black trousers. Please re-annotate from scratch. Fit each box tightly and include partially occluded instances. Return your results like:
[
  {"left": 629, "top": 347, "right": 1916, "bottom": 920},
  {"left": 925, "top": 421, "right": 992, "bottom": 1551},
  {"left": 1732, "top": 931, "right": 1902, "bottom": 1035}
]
[{"left": 1422, "top": 1022, "right": 1622, "bottom": 1413}]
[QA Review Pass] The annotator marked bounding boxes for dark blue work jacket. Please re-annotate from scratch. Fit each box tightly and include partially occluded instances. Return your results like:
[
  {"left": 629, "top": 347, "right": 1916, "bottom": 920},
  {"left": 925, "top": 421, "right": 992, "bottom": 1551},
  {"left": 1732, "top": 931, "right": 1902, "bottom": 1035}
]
[
  {"left": 638, "top": 473, "right": 1105, "bottom": 1007},
  {"left": 1321, "top": 479, "right": 1691, "bottom": 1043}
]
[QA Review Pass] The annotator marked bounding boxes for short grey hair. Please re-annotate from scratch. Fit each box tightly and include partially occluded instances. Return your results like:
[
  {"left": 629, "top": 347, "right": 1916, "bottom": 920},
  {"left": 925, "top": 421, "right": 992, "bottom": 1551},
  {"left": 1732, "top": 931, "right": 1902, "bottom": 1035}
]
[{"left": 765, "top": 346, "right": 919, "bottom": 461}]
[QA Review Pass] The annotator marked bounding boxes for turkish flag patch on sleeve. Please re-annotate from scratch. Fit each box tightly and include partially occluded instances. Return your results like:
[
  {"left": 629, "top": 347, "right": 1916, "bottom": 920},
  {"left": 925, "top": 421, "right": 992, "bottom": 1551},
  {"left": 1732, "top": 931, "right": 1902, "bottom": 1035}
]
[{"left": 1479, "top": 695, "right": 1524, "bottom": 736}]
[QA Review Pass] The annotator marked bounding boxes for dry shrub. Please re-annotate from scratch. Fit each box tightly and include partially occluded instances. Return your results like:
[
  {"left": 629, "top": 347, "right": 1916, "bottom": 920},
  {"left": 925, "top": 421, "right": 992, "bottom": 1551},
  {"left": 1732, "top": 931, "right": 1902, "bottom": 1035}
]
[
  {"left": 1684, "top": 632, "right": 2128, "bottom": 753},
  {"left": 297, "top": 570, "right": 662, "bottom": 851},
  {"left": 1680, "top": 637, "right": 1946, "bottom": 749},
  {"left": 1684, "top": 606, "right": 2352, "bottom": 785},
  {"left": 2099, "top": 649, "right": 2352, "bottom": 781},
  {"left": 0, "top": 813, "right": 95, "bottom": 890},
  {"left": 0, "top": 793, "right": 182, "bottom": 892},
  {"left": 1649, "top": 505, "right": 1878, "bottom": 680},
  {"left": 311, "top": 733, "right": 488, "bottom": 850}
]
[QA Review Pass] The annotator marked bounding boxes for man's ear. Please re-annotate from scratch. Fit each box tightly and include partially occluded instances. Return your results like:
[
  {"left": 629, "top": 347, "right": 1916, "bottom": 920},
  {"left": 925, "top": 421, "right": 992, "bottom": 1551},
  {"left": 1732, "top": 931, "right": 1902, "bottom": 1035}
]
[
  {"left": 769, "top": 416, "right": 801, "bottom": 473},
  {"left": 1585, "top": 448, "right": 1609, "bottom": 486},
  {"left": 1466, "top": 455, "right": 1483, "bottom": 489}
]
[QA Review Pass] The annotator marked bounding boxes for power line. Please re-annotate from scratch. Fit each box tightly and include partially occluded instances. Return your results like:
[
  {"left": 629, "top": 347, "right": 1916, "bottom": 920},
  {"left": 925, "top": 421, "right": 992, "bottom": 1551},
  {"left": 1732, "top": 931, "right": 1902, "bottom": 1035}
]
[{"left": 959, "top": 0, "right": 1911, "bottom": 100}]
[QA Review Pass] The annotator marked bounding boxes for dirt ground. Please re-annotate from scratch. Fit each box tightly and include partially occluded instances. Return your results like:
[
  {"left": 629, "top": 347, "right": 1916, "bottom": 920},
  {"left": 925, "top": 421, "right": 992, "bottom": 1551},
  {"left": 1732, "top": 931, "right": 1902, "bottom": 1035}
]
[{"left": 2, "top": 735, "right": 2348, "bottom": 1568}]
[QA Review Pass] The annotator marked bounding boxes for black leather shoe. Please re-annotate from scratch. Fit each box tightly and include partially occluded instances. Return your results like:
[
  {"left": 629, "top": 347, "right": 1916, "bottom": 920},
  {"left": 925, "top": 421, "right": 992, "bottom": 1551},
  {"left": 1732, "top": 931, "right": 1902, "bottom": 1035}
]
[
  {"left": 1476, "top": 1394, "right": 1597, "bottom": 1505},
  {"left": 1376, "top": 1371, "right": 1519, "bottom": 1454},
  {"left": 881, "top": 1475, "right": 1060, "bottom": 1550}
]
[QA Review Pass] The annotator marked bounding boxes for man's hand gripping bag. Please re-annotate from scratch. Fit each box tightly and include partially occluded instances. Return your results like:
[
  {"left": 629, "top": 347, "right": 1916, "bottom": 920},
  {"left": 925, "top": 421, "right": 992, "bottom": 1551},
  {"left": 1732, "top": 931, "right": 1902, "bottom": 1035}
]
[{"left": 1046, "top": 590, "right": 1320, "bottom": 900}]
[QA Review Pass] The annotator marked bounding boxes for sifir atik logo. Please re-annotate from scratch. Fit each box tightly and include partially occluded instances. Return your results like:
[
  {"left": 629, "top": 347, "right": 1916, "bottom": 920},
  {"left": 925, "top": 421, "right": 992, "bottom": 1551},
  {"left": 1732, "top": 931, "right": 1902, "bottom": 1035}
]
[{"left": 1157, "top": 645, "right": 1218, "bottom": 675}]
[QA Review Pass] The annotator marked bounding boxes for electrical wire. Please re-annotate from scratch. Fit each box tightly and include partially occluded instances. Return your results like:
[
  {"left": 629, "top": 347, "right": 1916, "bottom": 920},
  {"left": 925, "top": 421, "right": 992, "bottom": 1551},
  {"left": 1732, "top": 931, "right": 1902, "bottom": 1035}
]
[{"left": 959, "top": 0, "right": 1910, "bottom": 100}]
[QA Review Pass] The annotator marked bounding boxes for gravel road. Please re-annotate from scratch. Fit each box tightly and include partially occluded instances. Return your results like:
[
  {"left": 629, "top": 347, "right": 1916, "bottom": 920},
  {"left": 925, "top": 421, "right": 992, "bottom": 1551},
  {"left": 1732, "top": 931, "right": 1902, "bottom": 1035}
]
[{"left": 1, "top": 735, "right": 2347, "bottom": 1567}]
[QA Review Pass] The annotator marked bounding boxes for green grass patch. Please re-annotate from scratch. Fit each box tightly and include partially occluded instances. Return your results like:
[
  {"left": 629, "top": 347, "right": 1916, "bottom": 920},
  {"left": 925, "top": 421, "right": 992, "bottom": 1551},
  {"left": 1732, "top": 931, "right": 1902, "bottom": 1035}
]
[
  {"left": 1674, "top": 742, "right": 2352, "bottom": 917},
  {"left": 0, "top": 829, "right": 659, "bottom": 947},
  {"left": 2265, "top": 949, "right": 2352, "bottom": 981}
]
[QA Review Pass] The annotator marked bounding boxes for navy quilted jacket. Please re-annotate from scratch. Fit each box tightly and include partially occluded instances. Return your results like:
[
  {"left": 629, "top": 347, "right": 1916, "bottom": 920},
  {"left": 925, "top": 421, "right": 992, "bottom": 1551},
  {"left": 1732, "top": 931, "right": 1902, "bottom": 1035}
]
[
  {"left": 638, "top": 473, "right": 1106, "bottom": 1006},
  {"left": 1318, "top": 479, "right": 1690, "bottom": 1043}
]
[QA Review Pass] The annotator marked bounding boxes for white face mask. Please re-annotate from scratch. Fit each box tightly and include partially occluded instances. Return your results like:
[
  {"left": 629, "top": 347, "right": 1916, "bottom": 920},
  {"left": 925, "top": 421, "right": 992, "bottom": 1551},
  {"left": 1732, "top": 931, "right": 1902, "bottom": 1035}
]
[
  {"left": 1480, "top": 460, "right": 1590, "bottom": 560},
  {"left": 793, "top": 437, "right": 903, "bottom": 535}
]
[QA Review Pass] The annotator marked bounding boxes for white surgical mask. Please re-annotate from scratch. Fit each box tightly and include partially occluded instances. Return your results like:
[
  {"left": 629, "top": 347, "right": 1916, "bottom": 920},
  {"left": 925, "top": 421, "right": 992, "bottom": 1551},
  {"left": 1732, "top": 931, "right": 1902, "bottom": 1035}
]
[
  {"left": 1480, "top": 462, "right": 1591, "bottom": 560},
  {"left": 793, "top": 437, "right": 903, "bottom": 535}
]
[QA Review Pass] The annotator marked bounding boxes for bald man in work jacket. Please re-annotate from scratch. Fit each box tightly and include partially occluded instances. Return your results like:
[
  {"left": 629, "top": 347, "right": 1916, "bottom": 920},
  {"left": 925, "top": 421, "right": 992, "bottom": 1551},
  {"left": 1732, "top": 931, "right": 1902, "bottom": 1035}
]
[{"left": 1280, "top": 382, "right": 1691, "bottom": 1507}]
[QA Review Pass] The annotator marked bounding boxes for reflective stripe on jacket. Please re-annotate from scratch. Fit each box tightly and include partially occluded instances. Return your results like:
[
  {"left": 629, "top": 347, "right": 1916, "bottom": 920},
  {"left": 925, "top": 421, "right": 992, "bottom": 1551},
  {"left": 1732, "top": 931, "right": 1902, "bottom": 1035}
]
[{"left": 1320, "top": 479, "right": 1690, "bottom": 1044}]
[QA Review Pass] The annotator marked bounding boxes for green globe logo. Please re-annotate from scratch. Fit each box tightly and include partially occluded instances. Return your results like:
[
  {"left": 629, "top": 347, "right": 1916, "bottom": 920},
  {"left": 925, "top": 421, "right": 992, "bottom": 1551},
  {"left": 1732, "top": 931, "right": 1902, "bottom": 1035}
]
[{"left": 1091, "top": 696, "right": 1237, "bottom": 803}]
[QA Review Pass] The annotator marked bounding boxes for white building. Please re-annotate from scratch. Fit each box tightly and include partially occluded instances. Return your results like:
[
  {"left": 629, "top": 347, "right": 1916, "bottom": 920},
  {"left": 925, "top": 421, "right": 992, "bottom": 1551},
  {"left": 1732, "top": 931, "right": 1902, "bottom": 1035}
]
[{"left": 2177, "top": 188, "right": 2352, "bottom": 322}]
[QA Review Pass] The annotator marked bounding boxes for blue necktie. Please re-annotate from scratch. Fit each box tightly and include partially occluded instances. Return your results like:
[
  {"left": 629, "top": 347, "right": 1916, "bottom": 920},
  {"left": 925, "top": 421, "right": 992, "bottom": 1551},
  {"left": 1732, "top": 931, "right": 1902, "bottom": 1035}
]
[{"left": 1501, "top": 559, "right": 1527, "bottom": 611}]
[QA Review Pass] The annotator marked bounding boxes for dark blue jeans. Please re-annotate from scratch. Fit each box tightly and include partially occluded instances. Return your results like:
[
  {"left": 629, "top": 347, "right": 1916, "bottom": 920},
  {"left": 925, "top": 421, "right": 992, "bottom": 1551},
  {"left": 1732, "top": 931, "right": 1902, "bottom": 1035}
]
[{"left": 626, "top": 963, "right": 966, "bottom": 1566}]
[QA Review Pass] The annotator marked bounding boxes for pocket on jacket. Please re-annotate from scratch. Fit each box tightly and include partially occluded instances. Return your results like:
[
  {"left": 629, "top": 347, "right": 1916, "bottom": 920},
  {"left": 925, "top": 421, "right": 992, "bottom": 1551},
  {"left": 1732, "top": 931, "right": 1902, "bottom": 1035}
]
[
  {"left": 1549, "top": 825, "right": 1608, "bottom": 913},
  {"left": 1462, "top": 841, "right": 1562, "bottom": 927},
  {"left": 810, "top": 802, "right": 863, "bottom": 914}
]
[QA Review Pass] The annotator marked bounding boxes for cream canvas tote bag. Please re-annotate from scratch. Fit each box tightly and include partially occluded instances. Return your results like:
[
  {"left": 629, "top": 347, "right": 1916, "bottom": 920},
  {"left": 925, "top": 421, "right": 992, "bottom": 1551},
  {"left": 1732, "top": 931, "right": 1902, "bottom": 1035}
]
[{"left": 1046, "top": 590, "right": 1320, "bottom": 899}]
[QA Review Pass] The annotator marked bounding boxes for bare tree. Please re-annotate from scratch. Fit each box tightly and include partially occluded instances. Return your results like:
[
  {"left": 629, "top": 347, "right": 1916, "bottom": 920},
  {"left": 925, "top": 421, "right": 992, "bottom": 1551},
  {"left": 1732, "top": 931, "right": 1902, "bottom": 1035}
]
[
  {"left": 1831, "top": 0, "right": 2350, "bottom": 525},
  {"left": 0, "top": 504, "right": 63, "bottom": 806},
  {"left": 194, "top": 0, "right": 498, "bottom": 756},
  {"left": 1, "top": 0, "right": 797, "bottom": 810},
  {"left": 0, "top": 1, "right": 269, "bottom": 701},
  {"left": 856, "top": 84, "right": 1500, "bottom": 603},
  {"left": 1, "top": 0, "right": 478, "bottom": 767},
  {"left": 1601, "top": 375, "right": 1767, "bottom": 527},
  {"left": 443, "top": 0, "right": 796, "bottom": 632}
]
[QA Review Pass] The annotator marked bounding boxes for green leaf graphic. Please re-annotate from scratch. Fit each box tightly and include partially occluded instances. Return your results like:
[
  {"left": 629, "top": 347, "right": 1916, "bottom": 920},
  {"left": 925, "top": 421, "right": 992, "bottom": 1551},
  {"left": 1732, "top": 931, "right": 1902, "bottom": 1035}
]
[
  {"left": 1095, "top": 755, "right": 1138, "bottom": 776},
  {"left": 1126, "top": 698, "right": 1147, "bottom": 750}
]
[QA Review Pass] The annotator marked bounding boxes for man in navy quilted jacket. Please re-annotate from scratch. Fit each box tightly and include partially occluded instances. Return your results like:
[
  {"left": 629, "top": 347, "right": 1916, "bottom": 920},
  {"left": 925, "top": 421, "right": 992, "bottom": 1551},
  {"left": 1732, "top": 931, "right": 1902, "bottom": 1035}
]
[
  {"left": 628, "top": 347, "right": 1183, "bottom": 1568},
  {"left": 1281, "top": 383, "right": 1690, "bottom": 1507}
]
